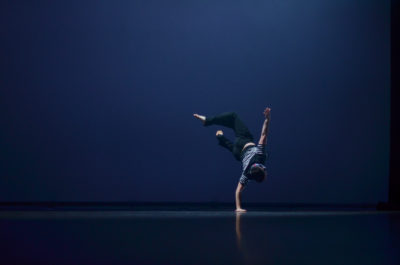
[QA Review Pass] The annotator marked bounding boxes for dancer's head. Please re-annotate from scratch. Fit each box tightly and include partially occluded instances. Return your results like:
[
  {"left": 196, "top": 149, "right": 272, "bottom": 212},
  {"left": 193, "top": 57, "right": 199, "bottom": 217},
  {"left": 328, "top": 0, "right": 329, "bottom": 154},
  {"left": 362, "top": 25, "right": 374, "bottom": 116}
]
[{"left": 250, "top": 163, "right": 267, "bottom": 183}]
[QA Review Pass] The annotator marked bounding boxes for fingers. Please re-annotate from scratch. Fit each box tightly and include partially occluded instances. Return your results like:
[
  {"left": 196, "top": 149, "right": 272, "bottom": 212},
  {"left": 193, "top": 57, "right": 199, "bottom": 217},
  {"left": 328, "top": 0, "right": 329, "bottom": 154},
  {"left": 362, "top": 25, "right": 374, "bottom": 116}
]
[{"left": 263, "top": 108, "right": 271, "bottom": 116}]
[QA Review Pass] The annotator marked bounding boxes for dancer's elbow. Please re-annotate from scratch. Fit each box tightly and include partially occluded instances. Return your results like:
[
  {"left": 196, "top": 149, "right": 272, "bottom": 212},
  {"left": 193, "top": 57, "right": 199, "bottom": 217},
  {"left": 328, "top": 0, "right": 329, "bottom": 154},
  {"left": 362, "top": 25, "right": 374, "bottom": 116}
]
[{"left": 236, "top": 182, "right": 245, "bottom": 193}]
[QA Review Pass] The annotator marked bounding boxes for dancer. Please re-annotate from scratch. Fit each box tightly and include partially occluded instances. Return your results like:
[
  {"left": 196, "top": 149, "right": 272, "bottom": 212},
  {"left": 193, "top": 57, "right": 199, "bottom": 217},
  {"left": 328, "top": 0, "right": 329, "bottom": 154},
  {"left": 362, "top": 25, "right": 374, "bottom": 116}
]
[{"left": 193, "top": 108, "right": 271, "bottom": 212}]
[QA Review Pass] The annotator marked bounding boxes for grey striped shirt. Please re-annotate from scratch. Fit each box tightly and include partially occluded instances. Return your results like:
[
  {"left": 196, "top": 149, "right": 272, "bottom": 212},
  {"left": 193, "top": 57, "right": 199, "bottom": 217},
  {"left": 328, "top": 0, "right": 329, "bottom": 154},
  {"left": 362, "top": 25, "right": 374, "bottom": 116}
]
[{"left": 239, "top": 144, "right": 267, "bottom": 187}]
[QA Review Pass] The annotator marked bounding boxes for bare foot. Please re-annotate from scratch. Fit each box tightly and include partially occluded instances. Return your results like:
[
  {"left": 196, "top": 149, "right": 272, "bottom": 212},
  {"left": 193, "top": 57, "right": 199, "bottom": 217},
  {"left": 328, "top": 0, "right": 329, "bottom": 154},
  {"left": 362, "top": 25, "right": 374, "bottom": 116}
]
[
  {"left": 193, "top": 114, "right": 206, "bottom": 125},
  {"left": 216, "top": 130, "right": 223, "bottom": 136},
  {"left": 235, "top": 208, "right": 247, "bottom": 212}
]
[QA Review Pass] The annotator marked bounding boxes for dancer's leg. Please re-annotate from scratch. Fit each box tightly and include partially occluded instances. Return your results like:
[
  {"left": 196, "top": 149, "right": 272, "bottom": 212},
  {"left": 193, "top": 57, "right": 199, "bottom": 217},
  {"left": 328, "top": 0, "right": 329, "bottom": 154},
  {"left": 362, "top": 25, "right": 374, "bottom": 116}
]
[
  {"left": 193, "top": 112, "right": 254, "bottom": 161},
  {"left": 217, "top": 135, "right": 234, "bottom": 153},
  {"left": 203, "top": 112, "right": 253, "bottom": 139}
]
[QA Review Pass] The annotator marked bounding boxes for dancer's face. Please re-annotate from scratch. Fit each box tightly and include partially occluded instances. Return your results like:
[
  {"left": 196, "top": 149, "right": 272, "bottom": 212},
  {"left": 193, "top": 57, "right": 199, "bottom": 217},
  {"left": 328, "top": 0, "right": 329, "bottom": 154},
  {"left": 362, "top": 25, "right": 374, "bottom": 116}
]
[
  {"left": 258, "top": 167, "right": 267, "bottom": 182},
  {"left": 251, "top": 164, "right": 267, "bottom": 182},
  {"left": 262, "top": 168, "right": 267, "bottom": 181}
]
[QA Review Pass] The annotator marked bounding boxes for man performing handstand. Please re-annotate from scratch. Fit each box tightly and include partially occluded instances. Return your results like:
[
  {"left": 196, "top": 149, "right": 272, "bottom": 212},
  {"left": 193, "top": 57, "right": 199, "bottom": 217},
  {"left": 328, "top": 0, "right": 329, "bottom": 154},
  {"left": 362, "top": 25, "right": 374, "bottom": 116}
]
[{"left": 193, "top": 108, "right": 271, "bottom": 212}]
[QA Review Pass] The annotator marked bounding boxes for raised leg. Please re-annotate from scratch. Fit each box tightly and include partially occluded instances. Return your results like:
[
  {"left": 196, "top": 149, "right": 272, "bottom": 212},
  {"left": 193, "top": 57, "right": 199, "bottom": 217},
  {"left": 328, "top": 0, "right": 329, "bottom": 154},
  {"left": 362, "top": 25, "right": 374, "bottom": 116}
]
[
  {"left": 217, "top": 134, "right": 234, "bottom": 153},
  {"left": 203, "top": 112, "right": 254, "bottom": 139}
]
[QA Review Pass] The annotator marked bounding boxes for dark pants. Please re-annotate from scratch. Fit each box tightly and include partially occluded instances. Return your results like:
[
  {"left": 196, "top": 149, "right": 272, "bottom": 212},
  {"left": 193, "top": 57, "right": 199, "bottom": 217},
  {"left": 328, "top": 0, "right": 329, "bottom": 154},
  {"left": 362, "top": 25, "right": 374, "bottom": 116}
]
[{"left": 204, "top": 112, "right": 255, "bottom": 161}]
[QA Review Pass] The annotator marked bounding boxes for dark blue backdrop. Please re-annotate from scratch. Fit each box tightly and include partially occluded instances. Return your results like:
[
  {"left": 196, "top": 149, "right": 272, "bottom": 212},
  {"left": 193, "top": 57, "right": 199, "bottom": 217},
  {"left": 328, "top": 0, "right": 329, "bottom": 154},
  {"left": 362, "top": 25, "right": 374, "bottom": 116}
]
[{"left": 0, "top": 0, "right": 390, "bottom": 203}]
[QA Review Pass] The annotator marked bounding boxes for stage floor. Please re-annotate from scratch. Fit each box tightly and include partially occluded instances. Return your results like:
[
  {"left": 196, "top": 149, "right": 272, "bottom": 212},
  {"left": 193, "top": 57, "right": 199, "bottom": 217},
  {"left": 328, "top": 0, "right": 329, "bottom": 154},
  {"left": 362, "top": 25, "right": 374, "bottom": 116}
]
[{"left": 1, "top": 210, "right": 399, "bottom": 265}]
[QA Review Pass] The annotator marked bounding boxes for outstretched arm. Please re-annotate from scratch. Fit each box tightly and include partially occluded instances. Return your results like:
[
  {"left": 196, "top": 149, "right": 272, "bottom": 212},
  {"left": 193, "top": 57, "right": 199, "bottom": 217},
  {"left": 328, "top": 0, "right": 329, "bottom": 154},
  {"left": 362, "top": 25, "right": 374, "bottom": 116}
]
[
  {"left": 235, "top": 182, "right": 246, "bottom": 212},
  {"left": 258, "top": 107, "right": 271, "bottom": 145}
]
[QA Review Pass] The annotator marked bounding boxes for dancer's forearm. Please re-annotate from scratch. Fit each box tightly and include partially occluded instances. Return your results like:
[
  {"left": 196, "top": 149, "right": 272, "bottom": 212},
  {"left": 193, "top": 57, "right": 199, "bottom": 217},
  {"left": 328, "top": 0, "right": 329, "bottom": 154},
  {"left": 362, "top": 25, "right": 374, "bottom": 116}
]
[
  {"left": 235, "top": 190, "right": 242, "bottom": 209},
  {"left": 235, "top": 183, "right": 245, "bottom": 210},
  {"left": 258, "top": 118, "right": 270, "bottom": 145},
  {"left": 259, "top": 108, "right": 271, "bottom": 145}
]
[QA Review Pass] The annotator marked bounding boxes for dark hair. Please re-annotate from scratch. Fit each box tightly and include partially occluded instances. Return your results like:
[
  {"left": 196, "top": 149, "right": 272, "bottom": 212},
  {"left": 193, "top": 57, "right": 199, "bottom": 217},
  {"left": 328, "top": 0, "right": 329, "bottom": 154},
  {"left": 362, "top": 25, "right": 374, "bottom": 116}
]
[{"left": 250, "top": 165, "right": 266, "bottom": 183}]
